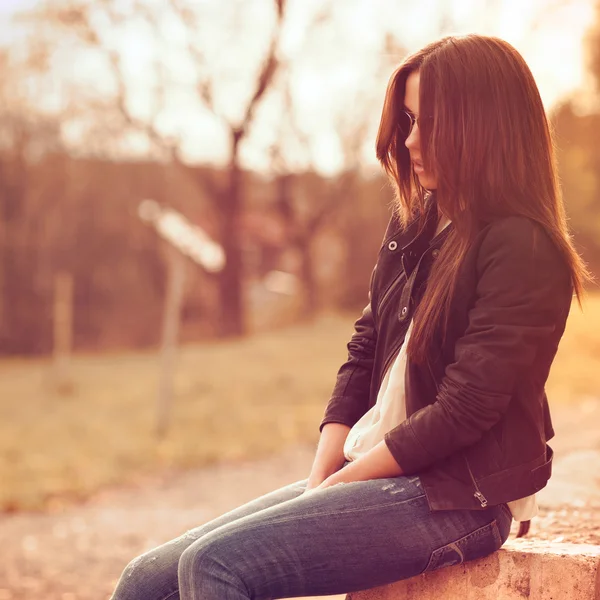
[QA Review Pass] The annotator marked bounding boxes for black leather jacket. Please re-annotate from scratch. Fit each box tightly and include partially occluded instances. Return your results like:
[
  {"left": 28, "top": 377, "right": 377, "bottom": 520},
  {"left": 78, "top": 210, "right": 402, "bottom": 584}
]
[{"left": 320, "top": 197, "right": 573, "bottom": 512}]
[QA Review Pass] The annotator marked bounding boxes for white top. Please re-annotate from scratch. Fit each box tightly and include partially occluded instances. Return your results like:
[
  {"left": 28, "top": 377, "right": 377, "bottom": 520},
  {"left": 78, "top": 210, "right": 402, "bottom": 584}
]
[{"left": 343, "top": 215, "right": 538, "bottom": 522}]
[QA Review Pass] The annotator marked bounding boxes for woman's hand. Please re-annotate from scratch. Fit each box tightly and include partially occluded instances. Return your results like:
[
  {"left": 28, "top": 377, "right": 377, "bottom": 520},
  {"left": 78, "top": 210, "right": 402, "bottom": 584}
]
[
  {"left": 303, "top": 474, "right": 339, "bottom": 495},
  {"left": 304, "top": 440, "right": 404, "bottom": 496},
  {"left": 303, "top": 423, "right": 349, "bottom": 495},
  {"left": 303, "top": 469, "right": 346, "bottom": 495},
  {"left": 303, "top": 477, "right": 326, "bottom": 494},
  {"left": 304, "top": 465, "right": 357, "bottom": 495},
  {"left": 314, "top": 473, "right": 345, "bottom": 491}
]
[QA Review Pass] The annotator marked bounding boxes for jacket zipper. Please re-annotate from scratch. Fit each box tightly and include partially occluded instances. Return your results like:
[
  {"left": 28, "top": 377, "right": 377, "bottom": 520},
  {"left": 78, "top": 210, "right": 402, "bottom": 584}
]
[
  {"left": 463, "top": 452, "right": 489, "bottom": 508},
  {"left": 429, "top": 356, "right": 489, "bottom": 508},
  {"left": 379, "top": 254, "right": 489, "bottom": 510},
  {"left": 380, "top": 338, "right": 405, "bottom": 383},
  {"left": 377, "top": 270, "right": 406, "bottom": 321}
]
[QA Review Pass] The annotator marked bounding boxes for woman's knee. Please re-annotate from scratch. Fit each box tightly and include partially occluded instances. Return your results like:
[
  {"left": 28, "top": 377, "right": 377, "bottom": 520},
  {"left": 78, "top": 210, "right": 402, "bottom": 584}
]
[
  {"left": 111, "top": 537, "right": 191, "bottom": 600},
  {"left": 178, "top": 538, "right": 214, "bottom": 585},
  {"left": 178, "top": 534, "right": 246, "bottom": 596},
  {"left": 110, "top": 552, "right": 155, "bottom": 600}
]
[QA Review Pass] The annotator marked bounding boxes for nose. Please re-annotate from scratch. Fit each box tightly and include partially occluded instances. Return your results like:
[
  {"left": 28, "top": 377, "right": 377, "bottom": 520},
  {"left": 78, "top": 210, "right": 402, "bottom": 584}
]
[{"left": 405, "top": 123, "right": 419, "bottom": 151}]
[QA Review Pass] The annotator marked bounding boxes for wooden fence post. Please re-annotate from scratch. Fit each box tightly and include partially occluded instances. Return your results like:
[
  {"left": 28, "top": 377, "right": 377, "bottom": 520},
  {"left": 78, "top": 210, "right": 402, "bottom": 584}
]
[{"left": 156, "top": 247, "right": 187, "bottom": 439}]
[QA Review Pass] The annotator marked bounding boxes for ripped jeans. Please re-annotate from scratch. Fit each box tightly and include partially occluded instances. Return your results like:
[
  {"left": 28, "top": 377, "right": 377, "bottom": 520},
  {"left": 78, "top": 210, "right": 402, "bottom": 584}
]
[{"left": 110, "top": 461, "right": 513, "bottom": 600}]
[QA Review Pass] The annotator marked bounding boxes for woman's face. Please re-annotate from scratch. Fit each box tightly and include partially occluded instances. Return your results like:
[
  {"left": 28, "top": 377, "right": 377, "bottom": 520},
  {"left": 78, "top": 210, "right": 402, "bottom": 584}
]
[{"left": 404, "top": 70, "right": 438, "bottom": 190}]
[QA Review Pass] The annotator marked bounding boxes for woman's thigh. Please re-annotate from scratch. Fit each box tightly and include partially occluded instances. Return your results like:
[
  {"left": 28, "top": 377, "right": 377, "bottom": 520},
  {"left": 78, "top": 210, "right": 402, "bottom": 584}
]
[
  {"left": 178, "top": 474, "right": 512, "bottom": 600},
  {"left": 110, "top": 477, "right": 309, "bottom": 600}
]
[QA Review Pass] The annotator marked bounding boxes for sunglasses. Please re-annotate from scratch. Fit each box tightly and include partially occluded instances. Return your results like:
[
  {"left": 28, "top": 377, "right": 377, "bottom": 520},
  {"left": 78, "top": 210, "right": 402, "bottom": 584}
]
[{"left": 398, "top": 110, "right": 431, "bottom": 136}]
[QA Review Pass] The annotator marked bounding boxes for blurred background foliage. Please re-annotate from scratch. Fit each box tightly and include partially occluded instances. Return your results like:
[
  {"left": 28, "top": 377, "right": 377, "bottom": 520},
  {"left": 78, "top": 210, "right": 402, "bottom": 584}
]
[
  {"left": 0, "top": 0, "right": 396, "bottom": 353},
  {"left": 0, "top": 0, "right": 597, "bottom": 355}
]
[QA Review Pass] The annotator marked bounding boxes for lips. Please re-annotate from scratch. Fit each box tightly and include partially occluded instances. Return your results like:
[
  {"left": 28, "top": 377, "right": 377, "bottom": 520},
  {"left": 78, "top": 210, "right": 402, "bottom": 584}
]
[{"left": 412, "top": 159, "right": 424, "bottom": 173}]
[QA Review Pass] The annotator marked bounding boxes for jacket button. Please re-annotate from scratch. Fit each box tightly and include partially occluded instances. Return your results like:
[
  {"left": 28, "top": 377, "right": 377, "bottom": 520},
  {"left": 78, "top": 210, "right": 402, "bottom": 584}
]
[
  {"left": 388, "top": 241, "right": 398, "bottom": 251},
  {"left": 432, "top": 249, "right": 440, "bottom": 259},
  {"left": 401, "top": 306, "right": 408, "bottom": 316}
]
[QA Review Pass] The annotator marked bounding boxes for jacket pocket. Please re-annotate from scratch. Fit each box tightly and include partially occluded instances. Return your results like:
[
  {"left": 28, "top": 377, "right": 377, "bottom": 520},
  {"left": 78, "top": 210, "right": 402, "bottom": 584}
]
[{"left": 422, "top": 518, "right": 502, "bottom": 573}]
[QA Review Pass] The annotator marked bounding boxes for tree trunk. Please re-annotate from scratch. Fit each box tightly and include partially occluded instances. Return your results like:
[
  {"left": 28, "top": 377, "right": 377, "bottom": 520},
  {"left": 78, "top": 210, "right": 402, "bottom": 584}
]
[
  {"left": 0, "top": 155, "right": 33, "bottom": 353},
  {"left": 297, "top": 236, "right": 318, "bottom": 318},
  {"left": 217, "top": 132, "right": 245, "bottom": 337}
]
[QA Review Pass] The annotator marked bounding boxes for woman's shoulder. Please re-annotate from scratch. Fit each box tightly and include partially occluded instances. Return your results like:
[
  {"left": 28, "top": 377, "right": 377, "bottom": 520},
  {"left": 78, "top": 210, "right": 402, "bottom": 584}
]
[
  {"left": 479, "top": 215, "right": 560, "bottom": 257},
  {"left": 476, "top": 215, "right": 571, "bottom": 290}
]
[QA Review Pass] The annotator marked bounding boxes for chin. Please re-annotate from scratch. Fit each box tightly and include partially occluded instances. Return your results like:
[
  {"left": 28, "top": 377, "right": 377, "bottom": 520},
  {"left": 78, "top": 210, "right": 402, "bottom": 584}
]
[{"left": 417, "top": 174, "right": 437, "bottom": 190}]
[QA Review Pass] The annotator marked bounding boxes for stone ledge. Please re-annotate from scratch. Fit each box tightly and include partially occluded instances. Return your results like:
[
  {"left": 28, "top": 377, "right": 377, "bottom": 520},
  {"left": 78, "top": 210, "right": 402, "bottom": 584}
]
[{"left": 345, "top": 540, "right": 600, "bottom": 600}]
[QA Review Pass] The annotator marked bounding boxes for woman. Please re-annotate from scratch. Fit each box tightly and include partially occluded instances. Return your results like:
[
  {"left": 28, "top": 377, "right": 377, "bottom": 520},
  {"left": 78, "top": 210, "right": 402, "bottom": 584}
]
[{"left": 111, "top": 34, "right": 590, "bottom": 600}]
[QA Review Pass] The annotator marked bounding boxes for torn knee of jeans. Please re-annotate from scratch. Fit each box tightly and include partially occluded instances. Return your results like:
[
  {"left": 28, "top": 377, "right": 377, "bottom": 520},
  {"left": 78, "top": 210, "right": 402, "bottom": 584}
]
[
  {"left": 125, "top": 553, "right": 157, "bottom": 577},
  {"left": 163, "top": 530, "right": 198, "bottom": 547},
  {"left": 381, "top": 482, "right": 407, "bottom": 495},
  {"left": 127, "top": 555, "right": 144, "bottom": 576}
]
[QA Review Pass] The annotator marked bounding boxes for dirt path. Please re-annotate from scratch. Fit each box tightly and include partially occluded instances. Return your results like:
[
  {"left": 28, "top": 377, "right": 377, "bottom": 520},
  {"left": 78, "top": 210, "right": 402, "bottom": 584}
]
[{"left": 1, "top": 398, "right": 600, "bottom": 600}]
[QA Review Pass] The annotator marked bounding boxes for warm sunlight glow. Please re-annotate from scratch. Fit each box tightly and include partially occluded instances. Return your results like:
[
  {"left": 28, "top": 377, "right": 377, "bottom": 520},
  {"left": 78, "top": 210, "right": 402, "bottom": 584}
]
[{"left": 0, "top": 0, "right": 595, "bottom": 174}]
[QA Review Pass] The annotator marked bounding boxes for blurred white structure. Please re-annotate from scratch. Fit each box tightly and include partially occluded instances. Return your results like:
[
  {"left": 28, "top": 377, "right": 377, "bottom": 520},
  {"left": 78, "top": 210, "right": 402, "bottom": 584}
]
[
  {"left": 138, "top": 199, "right": 225, "bottom": 438},
  {"left": 138, "top": 199, "right": 225, "bottom": 272}
]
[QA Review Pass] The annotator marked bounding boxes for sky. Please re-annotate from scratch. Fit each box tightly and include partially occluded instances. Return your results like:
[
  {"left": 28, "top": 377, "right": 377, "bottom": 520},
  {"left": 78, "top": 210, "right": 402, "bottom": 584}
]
[{"left": 0, "top": 0, "right": 596, "bottom": 175}]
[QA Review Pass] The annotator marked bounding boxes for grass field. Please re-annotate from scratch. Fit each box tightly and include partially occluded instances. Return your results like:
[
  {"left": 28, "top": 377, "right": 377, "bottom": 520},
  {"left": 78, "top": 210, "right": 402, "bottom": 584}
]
[{"left": 1, "top": 295, "right": 598, "bottom": 512}]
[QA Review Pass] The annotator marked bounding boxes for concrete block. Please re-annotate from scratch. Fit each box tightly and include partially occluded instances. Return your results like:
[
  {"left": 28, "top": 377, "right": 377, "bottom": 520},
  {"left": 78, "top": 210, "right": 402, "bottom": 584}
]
[{"left": 346, "top": 540, "right": 600, "bottom": 600}]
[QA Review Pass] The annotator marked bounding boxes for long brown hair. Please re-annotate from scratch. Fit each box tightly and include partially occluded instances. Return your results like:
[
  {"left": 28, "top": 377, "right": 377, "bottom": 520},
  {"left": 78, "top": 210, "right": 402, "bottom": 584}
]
[{"left": 376, "top": 34, "right": 593, "bottom": 364}]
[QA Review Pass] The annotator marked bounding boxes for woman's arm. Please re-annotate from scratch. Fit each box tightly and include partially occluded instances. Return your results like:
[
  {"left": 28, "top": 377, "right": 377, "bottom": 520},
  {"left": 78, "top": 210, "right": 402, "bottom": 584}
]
[
  {"left": 311, "top": 217, "right": 572, "bottom": 488},
  {"left": 312, "top": 439, "right": 404, "bottom": 491},
  {"left": 308, "top": 214, "right": 401, "bottom": 489},
  {"left": 306, "top": 423, "right": 351, "bottom": 490},
  {"left": 308, "top": 272, "right": 380, "bottom": 489},
  {"left": 384, "top": 217, "right": 574, "bottom": 474},
  {"left": 307, "top": 300, "right": 378, "bottom": 490},
  {"left": 318, "top": 300, "right": 378, "bottom": 432}
]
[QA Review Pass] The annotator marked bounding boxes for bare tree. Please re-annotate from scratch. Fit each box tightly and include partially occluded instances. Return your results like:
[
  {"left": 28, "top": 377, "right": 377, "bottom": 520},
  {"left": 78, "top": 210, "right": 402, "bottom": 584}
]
[
  {"left": 268, "top": 74, "right": 341, "bottom": 317},
  {"left": 0, "top": 48, "right": 67, "bottom": 353},
  {"left": 25, "top": 0, "right": 288, "bottom": 337},
  {"left": 267, "top": 28, "right": 406, "bottom": 316}
]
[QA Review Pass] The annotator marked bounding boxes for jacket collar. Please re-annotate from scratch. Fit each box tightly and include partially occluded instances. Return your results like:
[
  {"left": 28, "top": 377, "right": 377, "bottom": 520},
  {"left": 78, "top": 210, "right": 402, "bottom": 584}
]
[{"left": 402, "top": 192, "right": 453, "bottom": 257}]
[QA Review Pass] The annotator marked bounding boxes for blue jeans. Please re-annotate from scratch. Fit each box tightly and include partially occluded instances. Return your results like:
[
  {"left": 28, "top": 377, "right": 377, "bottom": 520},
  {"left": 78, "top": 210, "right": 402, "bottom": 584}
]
[{"left": 110, "top": 463, "right": 512, "bottom": 600}]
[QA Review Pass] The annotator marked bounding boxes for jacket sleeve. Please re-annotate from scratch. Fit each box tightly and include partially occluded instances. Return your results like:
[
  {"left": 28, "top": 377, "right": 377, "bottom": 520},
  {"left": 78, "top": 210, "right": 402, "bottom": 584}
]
[
  {"left": 318, "top": 210, "right": 402, "bottom": 432},
  {"left": 319, "top": 295, "right": 377, "bottom": 432},
  {"left": 384, "top": 217, "right": 574, "bottom": 474}
]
